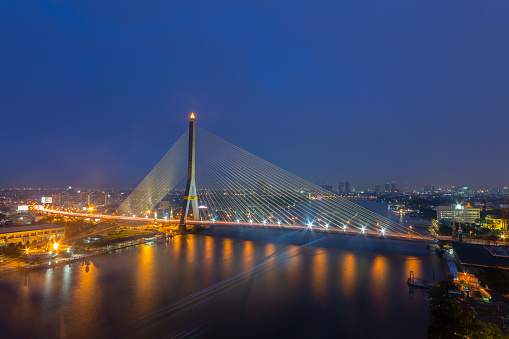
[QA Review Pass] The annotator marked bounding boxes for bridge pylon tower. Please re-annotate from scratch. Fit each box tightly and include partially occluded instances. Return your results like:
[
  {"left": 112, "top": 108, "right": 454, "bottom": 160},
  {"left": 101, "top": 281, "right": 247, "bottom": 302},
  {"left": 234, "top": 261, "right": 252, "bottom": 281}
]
[{"left": 179, "top": 112, "right": 200, "bottom": 232}]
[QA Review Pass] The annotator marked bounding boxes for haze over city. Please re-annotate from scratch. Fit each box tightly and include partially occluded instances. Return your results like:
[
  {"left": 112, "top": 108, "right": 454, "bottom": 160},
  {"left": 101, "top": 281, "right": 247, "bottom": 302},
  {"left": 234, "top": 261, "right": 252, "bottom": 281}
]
[{"left": 2, "top": 1, "right": 508, "bottom": 189}]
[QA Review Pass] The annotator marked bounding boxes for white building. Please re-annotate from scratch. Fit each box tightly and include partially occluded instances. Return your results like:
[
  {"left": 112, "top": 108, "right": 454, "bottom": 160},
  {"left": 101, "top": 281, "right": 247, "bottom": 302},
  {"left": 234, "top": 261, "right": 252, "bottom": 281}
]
[{"left": 436, "top": 204, "right": 480, "bottom": 224}]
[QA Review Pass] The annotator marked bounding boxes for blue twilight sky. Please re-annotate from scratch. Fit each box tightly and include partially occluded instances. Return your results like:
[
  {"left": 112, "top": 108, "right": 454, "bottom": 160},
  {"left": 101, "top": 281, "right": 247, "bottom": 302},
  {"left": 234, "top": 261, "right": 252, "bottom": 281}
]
[{"left": 1, "top": 1, "right": 508, "bottom": 190}]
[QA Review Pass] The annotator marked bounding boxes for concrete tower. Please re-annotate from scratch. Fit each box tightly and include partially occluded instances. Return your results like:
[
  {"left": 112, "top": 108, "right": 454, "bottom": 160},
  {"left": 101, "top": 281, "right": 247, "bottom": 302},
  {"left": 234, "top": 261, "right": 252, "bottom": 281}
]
[{"left": 179, "top": 112, "right": 200, "bottom": 231}]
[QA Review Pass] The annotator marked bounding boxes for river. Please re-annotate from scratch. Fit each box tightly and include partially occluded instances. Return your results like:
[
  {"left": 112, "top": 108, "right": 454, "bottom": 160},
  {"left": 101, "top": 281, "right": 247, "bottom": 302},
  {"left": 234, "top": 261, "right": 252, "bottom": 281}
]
[{"left": 0, "top": 224, "right": 444, "bottom": 338}]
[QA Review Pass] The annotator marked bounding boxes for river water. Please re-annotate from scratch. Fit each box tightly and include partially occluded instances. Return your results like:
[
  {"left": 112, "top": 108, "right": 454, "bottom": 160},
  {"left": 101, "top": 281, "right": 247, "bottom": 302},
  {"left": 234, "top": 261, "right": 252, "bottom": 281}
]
[
  {"left": 0, "top": 223, "right": 444, "bottom": 339},
  {"left": 352, "top": 198, "right": 432, "bottom": 234}
]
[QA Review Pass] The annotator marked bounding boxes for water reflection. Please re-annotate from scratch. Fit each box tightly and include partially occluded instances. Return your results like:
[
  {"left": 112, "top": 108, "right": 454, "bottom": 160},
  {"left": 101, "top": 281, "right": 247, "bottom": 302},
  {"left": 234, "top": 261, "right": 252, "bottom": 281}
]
[
  {"left": 263, "top": 243, "right": 278, "bottom": 291},
  {"left": 0, "top": 230, "right": 444, "bottom": 339},
  {"left": 75, "top": 261, "right": 99, "bottom": 328},
  {"left": 186, "top": 235, "right": 196, "bottom": 264},
  {"left": 341, "top": 252, "right": 357, "bottom": 297},
  {"left": 286, "top": 245, "right": 302, "bottom": 294},
  {"left": 42, "top": 268, "right": 54, "bottom": 304},
  {"left": 242, "top": 241, "right": 254, "bottom": 270},
  {"left": 310, "top": 248, "right": 328, "bottom": 303},
  {"left": 136, "top": 243, "right": 155, "bottom": 314},
  {"left": 203, "top": 236, "right": 214, "bottom": 280},
  {"left": 222, "top": 238, "right": 234, "bottom": 278},
  {"left": 61, "top": 264, "right": 71, "bottom": 299},
  {"left": 173, "top": 235, "right": 182, "bottom": 259},
  {"left": 370, "top": 256, "right": 389, "bottom": 307},
  {"left": 404, "top": 256, "right": 423, "bottom": 280}
]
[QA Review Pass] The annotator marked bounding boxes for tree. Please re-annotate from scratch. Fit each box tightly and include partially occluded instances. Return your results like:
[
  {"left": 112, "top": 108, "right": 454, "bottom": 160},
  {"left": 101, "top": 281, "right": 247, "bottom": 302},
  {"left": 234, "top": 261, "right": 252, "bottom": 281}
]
[
  {"left": 476, "top": 268, "right": 509, "bottom": 294},
  {"left": 428, "top": 277, "right": 509, "bottom": 339},
  {"left": 439, "top": 224, "right": 453, "bottom": 236}
]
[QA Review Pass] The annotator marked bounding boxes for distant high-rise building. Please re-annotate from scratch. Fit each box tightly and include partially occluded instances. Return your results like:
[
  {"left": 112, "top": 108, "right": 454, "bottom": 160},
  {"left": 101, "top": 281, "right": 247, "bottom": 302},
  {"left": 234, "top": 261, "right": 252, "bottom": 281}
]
[
  {"left": 322, "top": 184, "right": 333, "bottom": 192},
  {"left": 345, "top": 181, "right": 351, "bottom": 195},
  {"left": 422, "top": 185, "right": 434, "bottom": 194},
  {"left": 338, "top": 183, "right": 344, "bottom": 195},
  {"left": 392, "top": 181, "right": 396, "bottom": 190},
  {"left": 375, "top": 185, "right": 381, "bottom": 195},
  {"left": 385, "top": 183, "right": 390, "bottom": 192}
]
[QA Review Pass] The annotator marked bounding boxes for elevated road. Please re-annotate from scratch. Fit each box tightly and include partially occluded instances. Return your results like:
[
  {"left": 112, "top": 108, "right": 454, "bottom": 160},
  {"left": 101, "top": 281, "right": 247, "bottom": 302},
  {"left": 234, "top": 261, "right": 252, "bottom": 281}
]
[{"left": 36, "top": 206, "right": 444, "bottom": 244}]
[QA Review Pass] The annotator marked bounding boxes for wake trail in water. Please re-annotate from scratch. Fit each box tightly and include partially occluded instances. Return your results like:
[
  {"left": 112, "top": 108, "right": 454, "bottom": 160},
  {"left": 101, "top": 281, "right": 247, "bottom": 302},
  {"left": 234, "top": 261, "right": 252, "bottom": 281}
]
[{"left": 131, "top": 237, "right": 326, "bottom": 325}]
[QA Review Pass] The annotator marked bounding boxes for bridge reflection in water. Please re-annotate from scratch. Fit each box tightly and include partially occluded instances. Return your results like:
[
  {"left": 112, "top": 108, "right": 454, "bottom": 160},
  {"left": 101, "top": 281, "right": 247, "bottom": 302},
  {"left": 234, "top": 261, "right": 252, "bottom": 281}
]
[{"left": 0, "top": 228, "right": 445, "bottom": 338}]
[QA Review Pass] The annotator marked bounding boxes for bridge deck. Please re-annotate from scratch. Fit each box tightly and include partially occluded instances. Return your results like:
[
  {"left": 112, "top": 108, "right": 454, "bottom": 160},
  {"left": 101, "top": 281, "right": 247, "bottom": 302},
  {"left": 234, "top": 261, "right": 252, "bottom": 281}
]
[{"left": 36, "top": 206, "right": 441, "bottom": 244}]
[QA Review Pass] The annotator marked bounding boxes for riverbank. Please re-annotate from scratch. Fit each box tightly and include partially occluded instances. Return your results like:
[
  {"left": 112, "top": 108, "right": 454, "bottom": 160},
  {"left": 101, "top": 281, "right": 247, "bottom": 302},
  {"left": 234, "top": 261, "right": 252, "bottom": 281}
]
[{"left": 0, "top": 233, "right": 176, "bottom": 276}]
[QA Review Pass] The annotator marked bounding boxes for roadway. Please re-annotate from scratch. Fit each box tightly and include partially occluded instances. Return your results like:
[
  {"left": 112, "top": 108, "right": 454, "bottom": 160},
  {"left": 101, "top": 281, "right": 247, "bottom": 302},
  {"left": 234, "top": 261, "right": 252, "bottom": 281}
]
[{"left": 35, "top": 206, "right": 441, "bottom": 244}]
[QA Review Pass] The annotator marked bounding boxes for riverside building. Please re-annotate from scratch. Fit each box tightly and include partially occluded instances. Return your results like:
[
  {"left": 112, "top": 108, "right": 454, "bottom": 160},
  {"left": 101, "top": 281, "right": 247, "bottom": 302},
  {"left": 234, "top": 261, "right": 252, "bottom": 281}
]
[
  {"left": 0, "top": 224, "right": 65, "bottom": 247},
  {"left": 436, "top": 204, "right": 480, "bottom": 224}
]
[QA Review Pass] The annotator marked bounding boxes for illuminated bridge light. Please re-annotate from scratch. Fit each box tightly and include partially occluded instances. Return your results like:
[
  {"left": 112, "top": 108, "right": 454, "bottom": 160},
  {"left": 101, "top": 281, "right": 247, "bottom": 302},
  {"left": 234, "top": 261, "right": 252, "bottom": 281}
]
[
  {"left": 307, "top": 221, "right": 313, "bottom": 228},
  {"left": 381, "top": 227, "right": 387, "bottom": 236},
  {"left": 277, "top": 221, "right": 281, "bottom": 226},
  {"left": 361, "top": 226, "right": 366, "bottom": 234}
]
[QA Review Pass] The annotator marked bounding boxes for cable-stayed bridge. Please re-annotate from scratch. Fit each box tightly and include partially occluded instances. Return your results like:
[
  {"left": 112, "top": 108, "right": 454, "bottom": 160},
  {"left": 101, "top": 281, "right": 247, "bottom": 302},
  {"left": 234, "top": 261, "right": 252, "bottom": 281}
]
[{"left": 105, "top": 113, "right": 434, "bottom": 243}]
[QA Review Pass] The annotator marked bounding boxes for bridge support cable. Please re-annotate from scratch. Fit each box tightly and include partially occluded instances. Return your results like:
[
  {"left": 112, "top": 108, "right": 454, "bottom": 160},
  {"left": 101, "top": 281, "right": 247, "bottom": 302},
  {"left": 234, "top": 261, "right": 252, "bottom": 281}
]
[
  {"left": 194, "top": 128, "right": 420, "bottom": 236},
  {"left": 117, "top": 130, "right": 188, "bottom": 217},
  {"left": 196, "top": 129, "right": 394, "bottom": 232},
  {"left": 118, "top": 121, "right": 420, "bottom": 237},
  {"left": 196, "top": 137, "right": 306, "bottom": 224}
]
